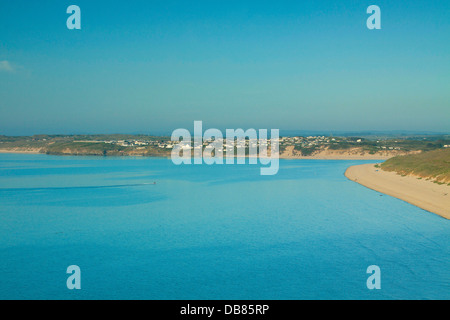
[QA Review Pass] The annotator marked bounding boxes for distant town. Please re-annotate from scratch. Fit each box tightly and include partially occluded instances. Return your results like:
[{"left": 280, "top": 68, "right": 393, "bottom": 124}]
[{"left": 0, "top": 133, "right": 449, "bottom": 159}]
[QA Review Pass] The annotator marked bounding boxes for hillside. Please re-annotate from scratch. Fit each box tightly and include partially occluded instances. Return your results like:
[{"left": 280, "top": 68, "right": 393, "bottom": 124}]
[
  {"left": 1, "top": 134, "right": 449, "bottom": 160},
  {"left": 380, "top": 148, "right": 450, "bottom": 184}
]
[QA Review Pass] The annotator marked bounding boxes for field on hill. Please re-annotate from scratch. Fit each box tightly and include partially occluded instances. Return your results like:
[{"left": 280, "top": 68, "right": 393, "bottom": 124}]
[{"left": 381, "top": 148, "right": 450, "bottom": 184}]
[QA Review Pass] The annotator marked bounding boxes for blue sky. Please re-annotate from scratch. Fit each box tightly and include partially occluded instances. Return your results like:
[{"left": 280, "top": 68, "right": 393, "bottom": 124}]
[{"left": 0, "top": 0, "right": 449, "bottom": 135}]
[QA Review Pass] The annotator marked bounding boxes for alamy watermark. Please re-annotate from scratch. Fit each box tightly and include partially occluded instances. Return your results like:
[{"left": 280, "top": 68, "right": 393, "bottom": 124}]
[
  {"left": 366, "top": 265, "right": 381, "bottom": 290},
  {"left": 66, "top": 265, "right": 81, "bottom": 290},
  {"left": 170, "top": 121, "right": 279, "bottom": 176},
  {"left": 367, "top": 5, "right": 381, "bottom": 30},
  {"left": 66, "top": 5, "right": 81, "bottom": 30},
  {"left": 65, "top": 5, "right": 380, "bottom": 31}
]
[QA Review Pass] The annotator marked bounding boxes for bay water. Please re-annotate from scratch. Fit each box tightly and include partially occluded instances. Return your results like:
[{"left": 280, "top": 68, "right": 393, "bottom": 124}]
[{"left": 0, "top": 154, "right": 448, "bottom": 299}]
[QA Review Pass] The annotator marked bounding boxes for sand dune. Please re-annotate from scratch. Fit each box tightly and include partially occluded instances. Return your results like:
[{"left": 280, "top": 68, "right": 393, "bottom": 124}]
[
  {"left": 280, "top": 146, "right": 418, "bottom": 160},
  {"left": 345, "top": 163, "right": 450, "bottom": 220},
  {"left": 0, "top": 148, "right": 43, "bottom": 154}
]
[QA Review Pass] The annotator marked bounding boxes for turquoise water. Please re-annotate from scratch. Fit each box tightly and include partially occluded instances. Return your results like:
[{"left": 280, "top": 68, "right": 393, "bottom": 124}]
[{"left": 0, "top": 153, "right": 448, "bottom": 300}]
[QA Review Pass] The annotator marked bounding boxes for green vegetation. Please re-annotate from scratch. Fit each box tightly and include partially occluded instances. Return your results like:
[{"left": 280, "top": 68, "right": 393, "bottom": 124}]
[
  {"left": 323, "top": 136, "right": 450, "bottom": 153},
  {"left": 294, "top": 145, "right": 317, "bottom": 156},
  {"left": 0, "top": 134, "right": 173, "bottom": 157},
  {"left": 381, "top": 148, "right": 450, "bottom": 183},
  {"left": 1, "top": 134, "right": 449, "bottom": 160},
  {"left": 45, "top": 141, "right": 129, "bottom": 156}
]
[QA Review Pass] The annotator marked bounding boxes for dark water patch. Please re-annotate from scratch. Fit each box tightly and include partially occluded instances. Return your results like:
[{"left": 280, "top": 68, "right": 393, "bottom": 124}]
[
  {"left": 0, "top": 184, "right": 164, "bottom": 207},
  {"left": 0, "top": 182, "right": 157, "bottom": 192}
]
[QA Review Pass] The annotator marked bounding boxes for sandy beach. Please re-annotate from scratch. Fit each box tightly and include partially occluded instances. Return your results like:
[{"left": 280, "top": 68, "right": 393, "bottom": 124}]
[
  {"left": 0, "top": 146, "right": 404, "bottom": 159},
  {"left": 280, "top": 146, "right": 417, "bottom": 160},
  {"left": 0, "top": 148, "right": 43, "bottom": 154},
  {"left": 345, "top": 163, "right": 450, "bottom": 220}
]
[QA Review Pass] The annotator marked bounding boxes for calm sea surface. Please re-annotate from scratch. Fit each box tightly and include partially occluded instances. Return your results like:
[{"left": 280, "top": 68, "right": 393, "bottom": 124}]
[{"left": 0, "top": 153, "right": 448, "bottom": 299}]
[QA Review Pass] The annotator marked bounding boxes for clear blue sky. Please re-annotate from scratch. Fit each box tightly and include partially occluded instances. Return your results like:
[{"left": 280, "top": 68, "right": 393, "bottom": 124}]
[{"left": 0, "top": 0, "right": 449, "bottom": 135}]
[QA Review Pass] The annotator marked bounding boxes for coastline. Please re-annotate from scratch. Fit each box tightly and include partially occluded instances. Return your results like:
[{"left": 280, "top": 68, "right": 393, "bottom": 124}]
[
  {"left": 281, "top": 154, "right": 392, "bottom": 160},
  {"left": 345, "top": 163, "right": 450, "bottom": 220},
  {"left": 0, "top": 148, "right": 43, "bottom": 154},
  {"left": 280, "top": 145, "right": 416, "bottom": 160},
  {"left": 2, "top": 148, "right": 449, "bottom": 219},
  {"left": 0, "top": 148, "right": 397, "bottom": 160}
]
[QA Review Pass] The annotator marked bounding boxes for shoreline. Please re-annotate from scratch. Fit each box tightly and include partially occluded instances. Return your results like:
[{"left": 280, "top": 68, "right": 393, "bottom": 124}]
[
  {"left": 345, "top": 163, "right": 450, "bottom": 220},
  {"left": 0, "top": 148, "right": 393, "bottom": 160},
  {"left": 3, "top": 149, "right": 449, "bottom": 218},
  {"left": 0, "top": 149, "right": 44, "bottom": 154}
]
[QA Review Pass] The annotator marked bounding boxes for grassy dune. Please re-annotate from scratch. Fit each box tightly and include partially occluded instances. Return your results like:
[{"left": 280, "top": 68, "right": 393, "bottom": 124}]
[
  {"left": 381, "top": 148, "right": 450, "bottom": 184},
  {"left": 44, "top": 141, "right": 171, "bottom": 157}
]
